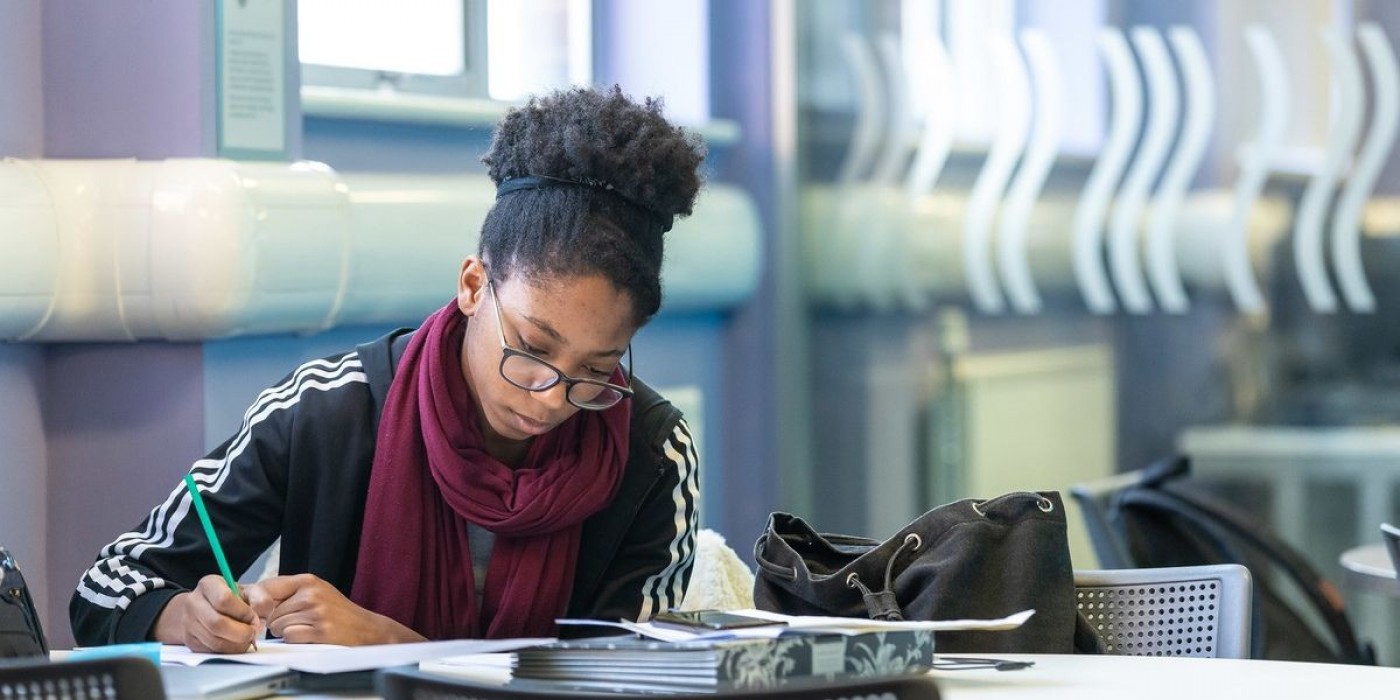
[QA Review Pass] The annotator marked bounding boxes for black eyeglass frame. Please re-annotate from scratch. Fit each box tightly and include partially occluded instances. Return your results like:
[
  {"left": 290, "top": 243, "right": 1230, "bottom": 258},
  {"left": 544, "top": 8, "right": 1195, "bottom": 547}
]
[{"left": 486, "top": 278, "right": 634, "bottom": 410}]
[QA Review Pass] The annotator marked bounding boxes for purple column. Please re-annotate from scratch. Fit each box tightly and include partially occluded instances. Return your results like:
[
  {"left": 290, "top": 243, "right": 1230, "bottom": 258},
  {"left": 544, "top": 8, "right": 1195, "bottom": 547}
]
[{"left": 41, "top": 0, "right": 217, "bottom": 158}]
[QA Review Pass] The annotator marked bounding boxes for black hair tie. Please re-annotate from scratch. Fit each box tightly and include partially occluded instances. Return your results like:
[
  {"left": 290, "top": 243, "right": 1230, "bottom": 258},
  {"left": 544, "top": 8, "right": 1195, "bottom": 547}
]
[{"left": 495, "top": 174, "right": 675, "bottom": 233}]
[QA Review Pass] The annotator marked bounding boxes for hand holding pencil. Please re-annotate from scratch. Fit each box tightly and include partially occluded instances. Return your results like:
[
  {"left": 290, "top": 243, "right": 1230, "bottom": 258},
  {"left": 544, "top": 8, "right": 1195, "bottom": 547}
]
[{"left": 149, "top": 475, "right": 266, "bottom": 653}]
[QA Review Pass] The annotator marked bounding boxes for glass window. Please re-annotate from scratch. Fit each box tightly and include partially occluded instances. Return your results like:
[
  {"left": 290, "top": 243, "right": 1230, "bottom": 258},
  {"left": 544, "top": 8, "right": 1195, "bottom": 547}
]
[
  {"left": 487, "top": 0, "right": 593, "bottom": 102},
  {"left": 298, "top": 0, "right": 487, "bottom": 96},
  {"left": 298, "top": 0, "right": 592, "bottom": 102},
  {"left": 298, "top": 0, "right": 466, "bottom": 76}
]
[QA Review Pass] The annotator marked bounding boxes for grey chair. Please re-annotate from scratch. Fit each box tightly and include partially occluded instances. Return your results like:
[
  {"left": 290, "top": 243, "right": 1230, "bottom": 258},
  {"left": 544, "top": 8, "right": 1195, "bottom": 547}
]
[
  {"left": 1075, "top": 564, "right": 1252, "bottom": 659},
  {"left": 378, "top": 667, "right": 941, "bottom": 699},
  {"left": 0, "top": 657, "right": 166, "bottom": 700}
]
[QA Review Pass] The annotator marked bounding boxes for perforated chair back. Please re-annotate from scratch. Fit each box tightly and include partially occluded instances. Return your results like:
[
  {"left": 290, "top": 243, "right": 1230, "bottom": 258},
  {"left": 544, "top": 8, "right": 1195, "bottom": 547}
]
[
  {"left": 1075, "top": 564, "right": 1252, "bottom": 659},
  {"left": 378, "top": 667, "right": 941, "bottom": 699},
  {"left": 0, "top": 656, "right": 166, "bottom": 699}
]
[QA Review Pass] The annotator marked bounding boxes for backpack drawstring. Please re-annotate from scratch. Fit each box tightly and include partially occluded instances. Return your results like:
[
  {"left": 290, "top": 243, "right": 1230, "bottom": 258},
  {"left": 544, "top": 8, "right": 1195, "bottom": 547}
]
[{"left": 845, "top": 533, "right": 922, "bottom": 621}]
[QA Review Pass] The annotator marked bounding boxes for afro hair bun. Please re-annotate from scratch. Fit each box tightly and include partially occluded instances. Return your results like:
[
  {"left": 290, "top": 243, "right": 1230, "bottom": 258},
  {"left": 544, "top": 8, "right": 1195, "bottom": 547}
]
[{"left": 482, "top": 85, "right": 706, "bottom": 225}]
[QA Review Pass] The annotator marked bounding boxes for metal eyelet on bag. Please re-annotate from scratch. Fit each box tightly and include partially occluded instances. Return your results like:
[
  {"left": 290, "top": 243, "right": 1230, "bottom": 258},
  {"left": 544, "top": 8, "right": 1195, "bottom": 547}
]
[
  {"left": 1037, "top": 496, "right": 1055, "bottom": 513},
  {"left": 846, "top": 572, "right": 862, "bottom": 589},
  {"left": 970, "top": 501, "right": 986, "bottom": 517},
  {"left": 903, "top": 533, "right": 922, "bottom": 550}
]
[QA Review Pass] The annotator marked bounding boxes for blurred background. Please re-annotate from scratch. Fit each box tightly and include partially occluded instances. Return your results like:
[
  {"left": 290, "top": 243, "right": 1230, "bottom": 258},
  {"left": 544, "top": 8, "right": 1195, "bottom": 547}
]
[{"left": 2, "top": 0, "right": 1399, "bottom": 660}]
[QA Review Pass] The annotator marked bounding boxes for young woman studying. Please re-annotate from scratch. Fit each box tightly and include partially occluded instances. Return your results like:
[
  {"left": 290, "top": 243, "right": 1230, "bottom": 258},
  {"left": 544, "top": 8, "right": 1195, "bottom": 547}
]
[{"left": 70, "top": 87, "right": 705, "bottom": 652}]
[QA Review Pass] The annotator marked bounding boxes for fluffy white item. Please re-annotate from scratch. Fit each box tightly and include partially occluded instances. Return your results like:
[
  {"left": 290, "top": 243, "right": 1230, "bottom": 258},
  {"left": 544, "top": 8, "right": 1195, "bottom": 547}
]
[{"left": 677, "top": 528, "right": 756, "bottom": 612}]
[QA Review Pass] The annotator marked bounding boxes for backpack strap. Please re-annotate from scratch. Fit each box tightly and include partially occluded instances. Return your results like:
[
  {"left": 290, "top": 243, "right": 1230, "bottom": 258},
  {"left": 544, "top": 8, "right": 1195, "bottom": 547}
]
[
  {"left": 1114, "top": 471, "right": 1373, "bottom": 664},
  {"left": 390, "top": 330, "right": 415, "bottom": 375}
]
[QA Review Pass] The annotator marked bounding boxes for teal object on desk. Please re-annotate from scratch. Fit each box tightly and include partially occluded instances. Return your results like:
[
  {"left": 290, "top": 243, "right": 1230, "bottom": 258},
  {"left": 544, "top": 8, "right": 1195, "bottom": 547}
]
[
  {"left": 68, "top": 641, "right": 161, "bottom": 665},
  {"left": 183, "top": 474, "right": 240, "bottom": 594}
]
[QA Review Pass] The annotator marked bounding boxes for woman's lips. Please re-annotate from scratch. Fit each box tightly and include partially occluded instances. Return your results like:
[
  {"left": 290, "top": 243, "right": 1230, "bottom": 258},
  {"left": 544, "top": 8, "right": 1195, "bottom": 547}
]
[{"left": 511, "top": 410, "right": 552, "bottom": 436}]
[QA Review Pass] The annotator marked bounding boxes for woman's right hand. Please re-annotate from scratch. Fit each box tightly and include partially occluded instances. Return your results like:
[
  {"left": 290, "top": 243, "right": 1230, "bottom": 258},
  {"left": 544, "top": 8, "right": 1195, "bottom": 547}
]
[{"left": 152, "top": 575, "right": 265, "bottom": 653}]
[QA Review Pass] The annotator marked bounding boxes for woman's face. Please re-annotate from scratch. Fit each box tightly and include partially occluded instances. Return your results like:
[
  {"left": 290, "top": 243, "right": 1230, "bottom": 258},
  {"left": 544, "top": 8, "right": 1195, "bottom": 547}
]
[{"left": 456, "top": 256, "right": 638, "bottom": 451}]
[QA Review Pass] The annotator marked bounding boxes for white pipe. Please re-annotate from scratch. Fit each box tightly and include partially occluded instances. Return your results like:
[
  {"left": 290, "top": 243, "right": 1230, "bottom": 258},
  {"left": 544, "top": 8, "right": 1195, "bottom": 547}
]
[
  {"left": 0, "top": 159, "right": 763, "bottom": 341},
  {"left": 1108, "top": 27, "right": 1175, "bottom": 314},
  {"left": 1071, "top": 28, "right": 1141, "bottom": 315},
  {"left": 1146, "top": 27, "right": 1214, "bottom": 314},
  {"left": 1333, "top": 24, "right": 1399, "bottom": 313},
  {"left": 998, "top": 29, "right": 1062, "bottom": 314},
  {"left": 0, "top": 159, "right": 58, "bottom": 339}
]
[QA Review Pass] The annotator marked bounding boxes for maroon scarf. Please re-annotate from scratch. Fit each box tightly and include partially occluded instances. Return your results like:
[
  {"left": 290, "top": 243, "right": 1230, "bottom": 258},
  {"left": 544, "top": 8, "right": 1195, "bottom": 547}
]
[{"left": 350, "top": 301, "right": 629, "bottom": 639}]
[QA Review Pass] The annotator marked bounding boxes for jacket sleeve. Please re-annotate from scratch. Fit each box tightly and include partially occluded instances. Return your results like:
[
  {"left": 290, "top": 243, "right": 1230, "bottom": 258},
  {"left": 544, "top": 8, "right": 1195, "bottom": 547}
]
[
  {"left": 586, "top": 416, "right": 700, "bottom": 623},
  {"left": 69, "top": 353, "right": 362, "bottom": 645}
]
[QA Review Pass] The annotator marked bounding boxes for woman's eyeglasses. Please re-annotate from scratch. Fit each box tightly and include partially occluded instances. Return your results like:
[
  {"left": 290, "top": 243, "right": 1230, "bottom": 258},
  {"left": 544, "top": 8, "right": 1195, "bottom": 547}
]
[{"left": 487, "top": 279, "right": 633, "bottom": 410}]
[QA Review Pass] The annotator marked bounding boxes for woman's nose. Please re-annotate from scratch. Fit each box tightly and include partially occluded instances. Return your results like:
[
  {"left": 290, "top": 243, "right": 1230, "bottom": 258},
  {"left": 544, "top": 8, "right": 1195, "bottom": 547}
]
[{"left": 533, "top": 381, "right": 570, "bottom": 411}]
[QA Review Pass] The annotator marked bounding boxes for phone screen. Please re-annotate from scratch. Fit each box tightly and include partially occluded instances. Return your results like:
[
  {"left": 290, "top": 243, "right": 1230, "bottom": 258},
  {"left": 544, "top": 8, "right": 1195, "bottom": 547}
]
[{"left": 652, "top": 610, "right": 786, "bottom": 631}]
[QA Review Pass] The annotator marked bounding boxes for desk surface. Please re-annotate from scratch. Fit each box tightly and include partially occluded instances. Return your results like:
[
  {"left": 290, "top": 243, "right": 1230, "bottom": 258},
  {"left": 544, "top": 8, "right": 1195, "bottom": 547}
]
[
  {"left": 286, "top": 653, "right": 1400, "bottom": 700},
  {"left": 929, "top": 654, "right": 1400, "bottom": 700},
  {"left": 1340, "top": 542, "right": 1400, "bottom": 596}
]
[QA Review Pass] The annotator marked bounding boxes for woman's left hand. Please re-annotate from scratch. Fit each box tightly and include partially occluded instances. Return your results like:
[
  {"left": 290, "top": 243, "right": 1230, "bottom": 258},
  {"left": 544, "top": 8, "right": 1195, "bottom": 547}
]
[{"left": 245, "top": 573, "right": 427, "bottom": 646}]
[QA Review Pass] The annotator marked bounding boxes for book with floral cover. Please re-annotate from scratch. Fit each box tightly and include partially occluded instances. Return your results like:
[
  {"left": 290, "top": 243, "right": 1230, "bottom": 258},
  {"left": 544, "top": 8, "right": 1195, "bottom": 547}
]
[{"left": 511, "top": 629, "right": 934, "bottom": 693}]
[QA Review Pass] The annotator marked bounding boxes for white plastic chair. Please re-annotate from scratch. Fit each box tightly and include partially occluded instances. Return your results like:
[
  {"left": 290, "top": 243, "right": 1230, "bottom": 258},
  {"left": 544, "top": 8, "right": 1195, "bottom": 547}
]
[{"left": 1075, "top": 564, "right": 1252, "bottom": 659}]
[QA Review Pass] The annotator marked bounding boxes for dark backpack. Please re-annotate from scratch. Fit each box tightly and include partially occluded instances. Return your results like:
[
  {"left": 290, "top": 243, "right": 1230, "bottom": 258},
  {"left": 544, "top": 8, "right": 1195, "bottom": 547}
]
[
  {"left": 1074, "top": 456, "right": 1375, "bottom": 664},
  {"left": 0, "top": 547, "right": 47, "bottom": 659}
]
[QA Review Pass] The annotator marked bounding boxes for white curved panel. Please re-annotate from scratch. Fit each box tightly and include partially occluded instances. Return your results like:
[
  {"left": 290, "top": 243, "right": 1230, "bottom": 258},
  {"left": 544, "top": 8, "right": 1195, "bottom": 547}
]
[
  {"left": 825, "top": 34, "right": 887, "bottom": 310},
  {"left": 1176, "top": 191, "right": 1293, "bottom": 292},
  {"left": 900, "top": 34, "right": 959, "bottom": 311},
  {"left": 904, "top": 35, "right": 957, "bottom": 201},
  {"left": 1294, "top": 28, "right": 1363, "bottom": 313},
  {"left": 859, "top": 35, "right": 917, "bottom": 310},
  {"left": 1333, "top": 24, "right": 1400, "bottom": 313},
  {"left": 962, "top": 34, "right": 1031, "bottom": 314},
  {"left": 836, "top": 34, "right": 886, "bottom": 186},
  {"left": 0, "top": 159, "right": 58, "bottom": 339},
  {"left": 1071, "top": 28, "right": 1140, "bottom": 315},
  {"left": 1147, "top": 27, "right": 1214, "bottom": 314},
  {"left": 1107, "top": 27, "right": 1175, "bottom": 314},
  {"left": 871, "top": 34, "right": 915, "bottom": 186},
  {"left": 998, "top": 29, "right": 1062, "bottom": 314},
  {"left": 1224, "top": 27, "right": 1289, "bottom": 314},
  {"left": 2, "top": 160, "right": 764, "bottom": 341}
]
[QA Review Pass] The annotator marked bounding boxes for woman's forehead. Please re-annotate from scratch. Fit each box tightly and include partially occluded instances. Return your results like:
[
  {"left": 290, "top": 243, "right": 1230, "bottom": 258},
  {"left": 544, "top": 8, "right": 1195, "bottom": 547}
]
[{"left": 496, "top": 273, "right": 637, "bottom": 350}]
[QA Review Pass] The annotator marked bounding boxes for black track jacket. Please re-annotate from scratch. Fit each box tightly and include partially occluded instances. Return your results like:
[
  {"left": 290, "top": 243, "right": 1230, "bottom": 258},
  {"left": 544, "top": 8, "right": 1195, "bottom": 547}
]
[{"left": 71, "top": 329, "right": 699, "bottom": 644}]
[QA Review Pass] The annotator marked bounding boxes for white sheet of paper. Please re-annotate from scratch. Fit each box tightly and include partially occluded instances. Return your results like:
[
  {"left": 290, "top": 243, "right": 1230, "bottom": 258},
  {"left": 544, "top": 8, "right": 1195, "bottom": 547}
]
[
  {"left": 556, "top": 609, "right": 1037, "bottom": 642},
  {"left": 419, "top": 652, "right": 516, "bottom": 685},
  {"left": 160, "top": 638, "right": 552, "bottom": 674}
]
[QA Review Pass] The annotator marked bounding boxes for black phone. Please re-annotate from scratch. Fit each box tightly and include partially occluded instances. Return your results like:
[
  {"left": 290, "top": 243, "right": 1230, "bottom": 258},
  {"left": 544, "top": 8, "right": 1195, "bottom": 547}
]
[{"left": 651, "top": 610, "right": 787, "bottom": 631}]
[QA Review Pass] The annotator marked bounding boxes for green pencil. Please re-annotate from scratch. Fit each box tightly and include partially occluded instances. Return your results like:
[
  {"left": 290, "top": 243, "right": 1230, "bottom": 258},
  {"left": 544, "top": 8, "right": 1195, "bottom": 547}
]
[{"left": 183, "top": 474, "right": 258, "bottom": 650}]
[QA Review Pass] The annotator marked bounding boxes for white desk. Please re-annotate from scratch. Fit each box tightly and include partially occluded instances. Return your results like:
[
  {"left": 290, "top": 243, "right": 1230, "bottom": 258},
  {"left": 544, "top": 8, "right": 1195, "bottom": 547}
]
[
  {"left": 931, "top": 654, "right": 1400, "bottom": 700},
  {"left": 285, "top": 654, "right": 1400, "bottom": 699}
]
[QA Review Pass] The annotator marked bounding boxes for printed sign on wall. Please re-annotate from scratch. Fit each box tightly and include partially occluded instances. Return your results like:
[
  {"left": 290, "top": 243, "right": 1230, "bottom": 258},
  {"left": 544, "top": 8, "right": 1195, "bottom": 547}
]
[{"left": 218, "top": 0, "right": 288, "bottom": 159}]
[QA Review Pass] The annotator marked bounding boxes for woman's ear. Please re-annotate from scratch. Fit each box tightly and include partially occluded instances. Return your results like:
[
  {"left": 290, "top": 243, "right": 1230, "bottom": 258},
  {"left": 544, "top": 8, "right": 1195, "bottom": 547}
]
[{"left": 456, "top": 256, "right": 488, "bottom": 317}]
